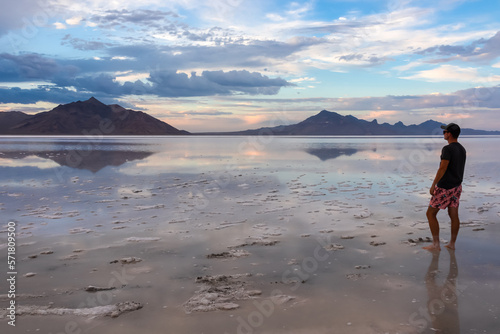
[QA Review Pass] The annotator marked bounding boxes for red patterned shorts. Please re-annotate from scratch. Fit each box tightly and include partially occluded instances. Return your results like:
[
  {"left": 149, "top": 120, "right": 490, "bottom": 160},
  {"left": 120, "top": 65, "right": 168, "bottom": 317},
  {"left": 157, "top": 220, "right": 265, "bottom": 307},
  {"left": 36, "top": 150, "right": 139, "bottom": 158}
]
[{"left": 429, "top": 185, "right": 462, "bottom": 209}]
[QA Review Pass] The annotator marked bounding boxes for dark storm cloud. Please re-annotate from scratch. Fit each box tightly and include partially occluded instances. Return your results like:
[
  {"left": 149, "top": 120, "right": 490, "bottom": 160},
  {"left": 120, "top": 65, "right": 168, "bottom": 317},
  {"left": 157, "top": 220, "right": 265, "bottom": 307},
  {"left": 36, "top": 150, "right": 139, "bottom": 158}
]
[
  {"left": 1, "top": 35, "right": 309, "bottom": 83},
  {"left": 0, "top": 67, "right": 293, "bottom": 103},
  {"left": 0, "top": 53, "right": 78, "bottom": 81},
  {"left": 145, "top": 69, "right": 293, "bottom": 97},
  {"left": 0, "top": 26, "right": 312, "bottom": 103},
  {"left": 202, "top": 70, "right": 290, "bottom": 88},
  {"left": 49, "top": 69, "right": 291, "bottom": 98},
  {"left": 0, "top": 86, "right": 98, "bottom": 104}
]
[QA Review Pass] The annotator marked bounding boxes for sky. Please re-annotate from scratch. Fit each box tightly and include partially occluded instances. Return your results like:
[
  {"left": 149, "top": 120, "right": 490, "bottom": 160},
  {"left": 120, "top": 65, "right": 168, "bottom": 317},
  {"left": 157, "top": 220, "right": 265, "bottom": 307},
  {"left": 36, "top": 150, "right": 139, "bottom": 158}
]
[{"left": 1, "top": 0, "right": 500, "bottom": 132}]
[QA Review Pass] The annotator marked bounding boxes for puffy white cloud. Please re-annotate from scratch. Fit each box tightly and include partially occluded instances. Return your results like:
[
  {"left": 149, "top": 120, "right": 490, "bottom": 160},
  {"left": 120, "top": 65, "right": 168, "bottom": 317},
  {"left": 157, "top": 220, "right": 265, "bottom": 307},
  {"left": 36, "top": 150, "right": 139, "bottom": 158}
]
[
  {"left": 54, "top": 22, "right": 67, "bottom": 29},
  {"left": 65, "top": 16, "right": 83, "bottom": 26}
]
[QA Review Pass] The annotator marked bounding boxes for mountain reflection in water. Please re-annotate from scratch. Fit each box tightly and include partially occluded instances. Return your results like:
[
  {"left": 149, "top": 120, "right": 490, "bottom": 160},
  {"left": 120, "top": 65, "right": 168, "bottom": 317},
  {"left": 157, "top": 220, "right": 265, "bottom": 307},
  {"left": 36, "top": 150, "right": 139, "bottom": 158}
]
[
  {"left": 0, "top": 139, "right": 155, "bottom": 173},
  {"left": 304, "top": 145, "right": 376, "bottom": 161},
  {"left": 4, "top": 150, "right": 153, "bottom": 173}
]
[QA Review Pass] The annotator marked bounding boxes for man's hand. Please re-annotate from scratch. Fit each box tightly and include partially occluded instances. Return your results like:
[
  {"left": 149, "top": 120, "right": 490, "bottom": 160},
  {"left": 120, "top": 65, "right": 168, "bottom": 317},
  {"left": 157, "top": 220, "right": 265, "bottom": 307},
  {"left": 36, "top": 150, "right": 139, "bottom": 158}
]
[{"left": 430, "top": 159, "right": 449, "bottom": 196}]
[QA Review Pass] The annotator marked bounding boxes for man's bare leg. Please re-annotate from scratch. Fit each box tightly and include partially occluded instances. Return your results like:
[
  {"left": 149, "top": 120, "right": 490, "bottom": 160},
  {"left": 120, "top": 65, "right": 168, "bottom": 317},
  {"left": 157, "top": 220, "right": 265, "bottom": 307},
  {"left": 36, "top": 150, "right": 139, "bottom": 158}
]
[
  {"left": 423, "top": 206, "right": 441, "bottom": 251},
  {"left": 445, "top": 206, "right": 460, "bottom": 250}
]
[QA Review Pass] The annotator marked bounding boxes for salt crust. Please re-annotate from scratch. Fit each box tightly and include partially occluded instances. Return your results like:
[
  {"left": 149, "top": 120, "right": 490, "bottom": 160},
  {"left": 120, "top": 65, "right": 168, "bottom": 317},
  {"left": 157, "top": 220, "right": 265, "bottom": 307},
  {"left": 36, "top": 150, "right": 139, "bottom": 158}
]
[
  {"left": 0, "top": 301, "right": 143, "bottom": 319},
  {"left": 183, "top": 274, "right": 261, "bottom": 313}
]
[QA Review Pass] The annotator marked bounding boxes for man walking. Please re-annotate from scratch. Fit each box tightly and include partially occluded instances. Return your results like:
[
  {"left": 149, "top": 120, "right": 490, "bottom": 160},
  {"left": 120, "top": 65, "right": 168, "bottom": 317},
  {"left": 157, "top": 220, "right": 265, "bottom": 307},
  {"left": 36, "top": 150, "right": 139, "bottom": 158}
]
[{"left": 423, "top": 123, "right": 466, "bottom": 251}]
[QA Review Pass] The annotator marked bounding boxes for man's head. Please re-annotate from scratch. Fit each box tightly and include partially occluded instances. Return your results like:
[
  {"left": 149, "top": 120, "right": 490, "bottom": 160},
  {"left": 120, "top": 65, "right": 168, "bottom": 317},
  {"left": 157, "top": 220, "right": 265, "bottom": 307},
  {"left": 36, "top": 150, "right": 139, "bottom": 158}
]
[{"left": 441, "top": 123, "right": 461, "bottom": 138}]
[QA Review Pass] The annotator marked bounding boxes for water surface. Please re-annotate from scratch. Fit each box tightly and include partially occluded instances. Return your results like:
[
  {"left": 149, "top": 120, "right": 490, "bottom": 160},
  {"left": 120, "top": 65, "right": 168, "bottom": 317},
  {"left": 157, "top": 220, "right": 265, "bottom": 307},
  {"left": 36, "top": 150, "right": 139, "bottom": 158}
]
[{"left": 1, "top": 135, "right": 499, "bottom": 334}]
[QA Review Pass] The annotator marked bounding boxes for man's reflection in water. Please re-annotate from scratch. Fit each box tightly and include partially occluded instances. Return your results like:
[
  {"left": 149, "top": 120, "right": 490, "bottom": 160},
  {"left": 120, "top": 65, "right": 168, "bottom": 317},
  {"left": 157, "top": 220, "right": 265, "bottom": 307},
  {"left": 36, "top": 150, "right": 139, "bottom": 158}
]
[{"left": 424, "top": 249, "right": 460, "bottom": 334}]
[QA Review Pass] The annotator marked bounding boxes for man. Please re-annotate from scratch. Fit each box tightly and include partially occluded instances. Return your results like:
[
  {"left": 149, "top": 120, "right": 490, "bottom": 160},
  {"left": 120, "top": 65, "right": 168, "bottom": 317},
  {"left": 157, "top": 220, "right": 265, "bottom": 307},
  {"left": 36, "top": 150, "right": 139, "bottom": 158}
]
[{"left": 423, "top": 123, "right": 466, "bottom": 251}]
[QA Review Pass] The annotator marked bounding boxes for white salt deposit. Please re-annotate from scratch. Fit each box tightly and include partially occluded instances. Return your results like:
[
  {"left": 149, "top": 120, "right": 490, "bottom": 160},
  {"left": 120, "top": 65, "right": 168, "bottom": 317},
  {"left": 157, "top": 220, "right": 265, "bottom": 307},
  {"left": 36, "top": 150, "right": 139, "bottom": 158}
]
[
  {"left": 0, "top": 301, "right": 143, "bottom": 319},
  {"left": 354, "top": 209, "right": 372, "bottom": 219},
  {"left": 324, "top": 243, "right": 345, "bottom": 251},
  {"left": 126, "top": 237, "right": 161, "bottom": 242}
]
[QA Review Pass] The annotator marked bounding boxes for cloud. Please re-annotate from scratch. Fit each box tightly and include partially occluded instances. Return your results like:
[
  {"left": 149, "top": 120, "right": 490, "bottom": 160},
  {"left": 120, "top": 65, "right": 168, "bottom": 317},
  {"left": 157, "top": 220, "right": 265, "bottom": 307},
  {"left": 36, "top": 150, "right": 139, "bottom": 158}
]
[
  {"left": 0, "top": 0, "right": 58, "bottom": 36},
  {"left": 0, "top": 48, "right": 297, "bottom": 96},
  {"left": 289, "top": 77, "right": 317, "bottom": 83},
  {"left": 61, "top": 35, "right": 113, "bottom": 51},
  {"left": 362, "top": 110, "right": 399, "bottom": 120},
  {"left": 99, "top": 37, "right": 321, "bottom": 73},
  {"left": 88, "top": 9, "right": 179, "bottom": 29},
  {"left": 254, "top": 85, "right": 500, "bottom": 113},
  {"left": 362, "top": 86, "right": 500, "bottom": 111},
  {"left": 0, "top": 86, "right": 97, "bottom": 104},
  {"left": 54, "top": 22, "right": 67, "bottom": 29},
  {"left": 178, "top": 110, "right": 233, "bottom": 116},
  {"left": 84, "top": 8, "right": 235, "bottom": 46},
  {"left": 146, "top": 69, "right": 293, "bottom": 97},
  {"left": 266, "top": 13, "right": 286, "bottom": 22},
  {"left": 0, "top": 53, "right": 78, "bottom": 81},
  {"left": 0, "top": 67, "right": 293, "bottom": 103},
  {"left": 66, "top": 16, "right": 83, "bottom": 26},
  {"left": 401, "top": 64, "right": 500, "bottom": 83},
  {"left": 417, "top": 31, "right": 500, "bottom": 63},
  {"left": 338, "top": 54, "right": 390, "bottom": 65}
]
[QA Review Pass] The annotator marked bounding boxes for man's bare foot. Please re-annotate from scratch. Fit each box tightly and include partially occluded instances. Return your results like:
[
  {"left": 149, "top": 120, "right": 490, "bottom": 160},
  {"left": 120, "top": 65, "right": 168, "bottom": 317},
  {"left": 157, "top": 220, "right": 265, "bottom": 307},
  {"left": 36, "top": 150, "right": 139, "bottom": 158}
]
[
  {"left": 445, "top": 244, "right": 455, "bottom": 250},
  {"left": 423, "top": 244, "right": 441, "bottom": 251}
]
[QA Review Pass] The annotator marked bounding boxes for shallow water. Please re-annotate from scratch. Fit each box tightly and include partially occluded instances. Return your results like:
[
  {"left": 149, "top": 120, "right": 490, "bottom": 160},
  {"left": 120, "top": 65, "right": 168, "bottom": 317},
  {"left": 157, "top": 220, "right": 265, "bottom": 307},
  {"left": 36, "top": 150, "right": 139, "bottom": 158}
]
[{"left": 1, "top": 135, "right": 499, "bottom": 333}]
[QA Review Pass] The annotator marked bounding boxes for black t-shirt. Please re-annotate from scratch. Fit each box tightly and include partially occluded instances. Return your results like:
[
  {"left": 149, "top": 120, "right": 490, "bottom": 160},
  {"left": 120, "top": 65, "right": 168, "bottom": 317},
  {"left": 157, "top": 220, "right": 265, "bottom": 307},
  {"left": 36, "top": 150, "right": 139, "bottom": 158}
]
[{"left": 437, "top": 142, "right": 466, "bottom": 189}]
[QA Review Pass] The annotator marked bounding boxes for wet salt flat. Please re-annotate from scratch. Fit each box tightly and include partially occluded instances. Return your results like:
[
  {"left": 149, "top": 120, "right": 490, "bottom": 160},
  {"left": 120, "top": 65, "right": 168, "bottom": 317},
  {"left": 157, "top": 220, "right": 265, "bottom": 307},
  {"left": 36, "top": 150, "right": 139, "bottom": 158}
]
[{"left": 1, "top": 135, "right": 499, "bottom": 334}]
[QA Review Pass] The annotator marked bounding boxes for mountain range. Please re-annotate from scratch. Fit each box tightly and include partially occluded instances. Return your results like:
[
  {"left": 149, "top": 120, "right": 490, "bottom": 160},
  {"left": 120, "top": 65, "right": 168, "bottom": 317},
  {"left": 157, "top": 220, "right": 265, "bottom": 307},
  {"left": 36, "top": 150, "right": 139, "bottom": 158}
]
[
  {"left": 1, "top": 98, "right": 498, "bottom": 136},
  {"left": 213, "top": 109, "right": 500, "bottom": 136}
]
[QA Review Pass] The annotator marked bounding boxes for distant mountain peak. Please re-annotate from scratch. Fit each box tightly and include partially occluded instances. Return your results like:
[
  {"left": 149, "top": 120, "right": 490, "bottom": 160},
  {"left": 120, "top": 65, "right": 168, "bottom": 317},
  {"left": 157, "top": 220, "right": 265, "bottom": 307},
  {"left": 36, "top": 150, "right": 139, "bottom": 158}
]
[
  {"left": 75, "top": 97, "right": 108, "bottom": 109},
  {"left": 305, "top": 109, "right": 343, "bottom": 123},
  {"left": 85, "top": 96, "right": 104, "bottom": 105},
  {"left": 1, "top": 98, "right": 188, "bottom": 136}
]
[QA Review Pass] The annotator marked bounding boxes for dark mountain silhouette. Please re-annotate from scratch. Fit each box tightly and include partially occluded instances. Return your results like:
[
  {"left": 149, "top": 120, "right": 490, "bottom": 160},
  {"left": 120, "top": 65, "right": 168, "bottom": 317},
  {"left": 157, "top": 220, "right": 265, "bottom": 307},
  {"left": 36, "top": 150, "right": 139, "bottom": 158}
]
[
  {"left": 0, "top": 111, "right": 33, "bottom": 133},
  {"left": 211, "top": 110, "right": 500, "bottom": 136},
  {"left": 0, "top": 97, "right": 188, "bottom": 135}
]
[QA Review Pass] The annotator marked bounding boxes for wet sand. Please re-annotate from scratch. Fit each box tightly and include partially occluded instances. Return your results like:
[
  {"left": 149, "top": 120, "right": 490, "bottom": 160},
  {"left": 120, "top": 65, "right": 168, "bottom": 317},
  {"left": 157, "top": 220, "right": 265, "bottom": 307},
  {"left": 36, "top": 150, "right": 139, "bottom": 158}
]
[{"left": 1, "top": 136, "right": 500, "bottom": 333}]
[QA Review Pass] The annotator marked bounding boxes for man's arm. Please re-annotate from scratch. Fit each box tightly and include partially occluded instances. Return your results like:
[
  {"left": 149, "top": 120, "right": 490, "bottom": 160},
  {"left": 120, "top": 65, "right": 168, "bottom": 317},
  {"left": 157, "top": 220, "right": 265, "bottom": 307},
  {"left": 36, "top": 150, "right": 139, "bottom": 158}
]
[{"left": 430, "top": 159, "right": 449, "bottom": 195}]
